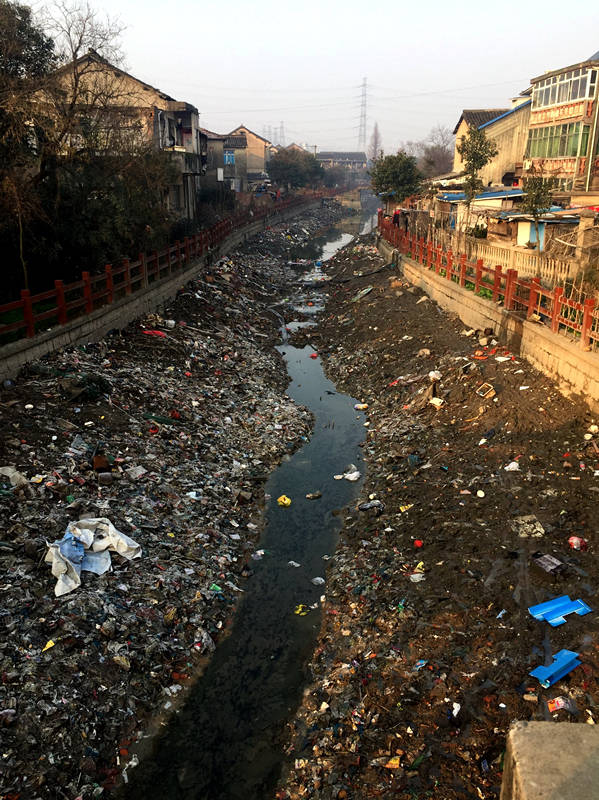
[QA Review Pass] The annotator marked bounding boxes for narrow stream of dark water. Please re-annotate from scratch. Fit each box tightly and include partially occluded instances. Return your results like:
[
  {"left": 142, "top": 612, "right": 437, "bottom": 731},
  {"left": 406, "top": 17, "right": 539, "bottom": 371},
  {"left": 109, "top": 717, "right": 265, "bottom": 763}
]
[{"left": 121, "top": 219, "right": 368, "bottom": 800}]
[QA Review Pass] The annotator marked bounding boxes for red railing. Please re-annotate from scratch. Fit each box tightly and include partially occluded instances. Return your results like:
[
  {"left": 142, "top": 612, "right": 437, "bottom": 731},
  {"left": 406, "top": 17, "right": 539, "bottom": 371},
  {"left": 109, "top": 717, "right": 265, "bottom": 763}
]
[
  {"left": 378, "top": 211, "right": 598, "bottom": 351},
  {"left": 0, "top": 191, "right": 339, "bottom": 344}
]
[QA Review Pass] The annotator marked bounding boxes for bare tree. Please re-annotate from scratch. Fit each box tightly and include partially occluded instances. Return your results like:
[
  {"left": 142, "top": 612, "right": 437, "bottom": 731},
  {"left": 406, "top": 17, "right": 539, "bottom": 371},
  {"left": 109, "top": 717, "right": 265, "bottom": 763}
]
[
  {"left": 428, "top": 124, "right": 454, "bottom": 151},
  {"left": 397, "top": 126, "right": 454, "bottom": 178},
  {"left": 419, "top": 125, "right": 454, "bottom": 177},
  {"left": 368, "top": 121, "right": 382, "bottom": 162},
  {"left": 398, "top": 139, "right": 423, "bottom": 159}
]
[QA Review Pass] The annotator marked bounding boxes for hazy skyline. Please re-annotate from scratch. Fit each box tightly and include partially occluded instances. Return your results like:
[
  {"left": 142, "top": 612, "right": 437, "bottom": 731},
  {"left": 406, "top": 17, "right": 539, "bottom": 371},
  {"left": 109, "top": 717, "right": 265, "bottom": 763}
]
[{"left": 43, "top": 0, "right": 599, "bottom": 152}]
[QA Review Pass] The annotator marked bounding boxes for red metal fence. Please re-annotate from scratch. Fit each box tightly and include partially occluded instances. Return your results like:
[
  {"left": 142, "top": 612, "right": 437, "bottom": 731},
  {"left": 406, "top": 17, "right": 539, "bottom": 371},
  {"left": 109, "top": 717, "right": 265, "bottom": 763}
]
[
  {"left": 379, "top": 212, "right": 599, "bottom": 352},
  {"left": 0, "top": 192, "right": 338, "bottom": 344}
]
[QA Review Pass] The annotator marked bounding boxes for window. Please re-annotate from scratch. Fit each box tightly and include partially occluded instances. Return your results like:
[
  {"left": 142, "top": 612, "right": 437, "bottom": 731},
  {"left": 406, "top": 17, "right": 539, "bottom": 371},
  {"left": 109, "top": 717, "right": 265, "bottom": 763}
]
[
  {"left": 525, "top": 123, "right": 591, "bottom": 158},
  {"left": 532, "top": 67, "right": 598, "bottom": 108},
  {"left": 224, "top": 149, "right": 235, "bottom": 164}
]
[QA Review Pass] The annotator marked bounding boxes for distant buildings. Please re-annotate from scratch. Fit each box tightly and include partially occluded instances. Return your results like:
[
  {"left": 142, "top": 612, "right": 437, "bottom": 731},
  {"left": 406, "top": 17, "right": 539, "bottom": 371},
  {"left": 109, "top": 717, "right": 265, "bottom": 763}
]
[{"left": 316, "top": 151, "right": 367, "bottom": 171}]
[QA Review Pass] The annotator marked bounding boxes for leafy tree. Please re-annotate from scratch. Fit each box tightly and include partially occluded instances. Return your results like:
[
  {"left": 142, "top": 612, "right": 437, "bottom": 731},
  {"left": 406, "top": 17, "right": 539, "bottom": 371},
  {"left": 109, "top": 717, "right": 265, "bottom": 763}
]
[
  {"left": 369, "top": 151, "right": 421, "bottom": 201},
  {"left": 522, "top": 168, "right": 555, "bottom": 251},
  {"left": 269, "top": 148, "right": 324, "bottom": 188},
  {"left": 456, "top": 126, "right": 498, "bottom": 204}
]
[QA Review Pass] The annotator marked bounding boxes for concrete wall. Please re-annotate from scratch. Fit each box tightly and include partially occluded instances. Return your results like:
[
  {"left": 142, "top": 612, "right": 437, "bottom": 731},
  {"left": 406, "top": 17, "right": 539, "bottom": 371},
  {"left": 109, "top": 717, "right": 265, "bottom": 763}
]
[
  {"left": 453, "top": 119, "right": 469, "bottom": 172},
  {"left": 500, "top": 721, "right": 599, "bottom": 800},
  {"left": 0, "top": 201, "right": 319, "bottom": 383},
  {"left": 379, "top": 237, "right": 599, "bottom": 413}
]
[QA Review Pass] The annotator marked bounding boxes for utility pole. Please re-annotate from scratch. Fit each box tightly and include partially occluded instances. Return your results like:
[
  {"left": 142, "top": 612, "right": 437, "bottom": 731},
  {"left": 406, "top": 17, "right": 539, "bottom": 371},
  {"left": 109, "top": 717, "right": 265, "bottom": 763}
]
[{"left": 358, "top": 77, "right": 367, "bottom": 151}]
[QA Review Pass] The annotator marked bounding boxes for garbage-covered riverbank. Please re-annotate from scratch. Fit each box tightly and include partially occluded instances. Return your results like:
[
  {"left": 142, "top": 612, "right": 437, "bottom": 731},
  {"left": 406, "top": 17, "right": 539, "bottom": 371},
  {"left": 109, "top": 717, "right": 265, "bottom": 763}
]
[
  {"left": 0, "top": 203, "right": 353, "bottom": 799},
  {"left": 278, "top": 235, "right": 599, "bottom": 800}
]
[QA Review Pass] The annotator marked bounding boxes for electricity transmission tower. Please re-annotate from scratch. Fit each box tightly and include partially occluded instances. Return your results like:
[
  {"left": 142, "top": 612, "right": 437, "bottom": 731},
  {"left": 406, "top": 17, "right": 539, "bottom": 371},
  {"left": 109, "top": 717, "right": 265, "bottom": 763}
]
[
  {"left": 279, "top": 120, "right": 285, "bottom": 147},
  {"left": 358, "top": 77, "right": 367, "bottom": 151}
]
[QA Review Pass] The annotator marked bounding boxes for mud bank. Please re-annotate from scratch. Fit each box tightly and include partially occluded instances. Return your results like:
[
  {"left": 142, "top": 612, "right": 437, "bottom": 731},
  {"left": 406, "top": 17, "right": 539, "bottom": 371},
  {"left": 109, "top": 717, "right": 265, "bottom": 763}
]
[{"left": 278, "top": 234, "right": 599, "bottom": 800}]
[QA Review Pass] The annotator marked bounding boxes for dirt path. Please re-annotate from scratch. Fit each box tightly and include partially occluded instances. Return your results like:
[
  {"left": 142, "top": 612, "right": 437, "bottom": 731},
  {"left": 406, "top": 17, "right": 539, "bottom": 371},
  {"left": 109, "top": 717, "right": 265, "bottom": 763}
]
[{"left": 278, "top": 236, "right": 599, "bottom": 800}]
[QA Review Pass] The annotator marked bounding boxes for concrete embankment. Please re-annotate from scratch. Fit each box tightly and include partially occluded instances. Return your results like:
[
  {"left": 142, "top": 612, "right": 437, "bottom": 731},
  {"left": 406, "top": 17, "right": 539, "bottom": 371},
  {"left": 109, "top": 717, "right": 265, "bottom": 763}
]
[{"left": 378, "top": 236, "right": 599, "bottom": 414}]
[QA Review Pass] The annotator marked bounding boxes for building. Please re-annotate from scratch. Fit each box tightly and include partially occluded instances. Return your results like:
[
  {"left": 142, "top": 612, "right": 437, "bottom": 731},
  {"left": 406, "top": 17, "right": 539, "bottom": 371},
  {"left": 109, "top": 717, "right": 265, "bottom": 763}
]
[
  {"left": 285, "top": 142, "right": 309, "bottom": 153},
  {"left": 476, "top": 97, "right": 532, "bottom": 187},
  {"left": 223, "top": 134, "right": 248, "bottom": 191},
  {"left": 52, "top": 49, "right": 204, "bottom": 219},
  {"left": 228, "top": 125, "right": 274, "bottom": 182},
  {"left": 452, "top": 109, "right": 509, "bottom": 172},
  {"left": 525, "top": 50, "right": 599, "bottom": 195},
  {"left": 316, "top": 152, "right": 367, "bottom": 170},
  {"left": 200, "top": 128, "right": 225, "bottom": 187},
  {"left": 435, "top": 187, "right": 525, "bottom": 231}
]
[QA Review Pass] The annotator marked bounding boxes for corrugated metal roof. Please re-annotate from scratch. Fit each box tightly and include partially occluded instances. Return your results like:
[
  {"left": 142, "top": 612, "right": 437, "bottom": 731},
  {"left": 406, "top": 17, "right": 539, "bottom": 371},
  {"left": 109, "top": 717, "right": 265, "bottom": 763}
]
[{"left": 437, "top": 188, "right": 525, "bottom": 202}]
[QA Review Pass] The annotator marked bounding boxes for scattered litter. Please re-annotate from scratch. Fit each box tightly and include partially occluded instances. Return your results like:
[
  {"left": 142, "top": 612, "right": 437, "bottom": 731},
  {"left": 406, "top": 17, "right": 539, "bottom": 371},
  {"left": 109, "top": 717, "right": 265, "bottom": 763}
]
[
  {"left": 530, "top": 649, "right": 581, "bottom": 688},
  {"left": 547, "top": 696, "right": 578, "bottom": 714},
  {"left": 350, "top": 286, "right": 373, "bottom": 303},
  {"left": 568, "top": 536, "right": 588, "bottom": 551},
  {"left": 528, "top": 595, "right": 592, "bottom": 627},
  {"left": 511, "top": 515, "right": 545, "bottom": 538},
  {"left": 44, "top": 518, "right": 141, "bottom": 596},
  {"left": 504, "top": 461, "right": 521, "bottom": 471},
  {"left": 358, "top": 499, "right": 385, "bottom": 515}
]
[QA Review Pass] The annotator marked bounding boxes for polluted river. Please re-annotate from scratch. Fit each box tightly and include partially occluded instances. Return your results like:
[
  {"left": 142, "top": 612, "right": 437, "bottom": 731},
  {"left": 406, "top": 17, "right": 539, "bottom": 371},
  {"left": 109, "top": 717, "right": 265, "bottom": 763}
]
[{"left": 120, "top": 215, "right": 370, "bottom": 798}]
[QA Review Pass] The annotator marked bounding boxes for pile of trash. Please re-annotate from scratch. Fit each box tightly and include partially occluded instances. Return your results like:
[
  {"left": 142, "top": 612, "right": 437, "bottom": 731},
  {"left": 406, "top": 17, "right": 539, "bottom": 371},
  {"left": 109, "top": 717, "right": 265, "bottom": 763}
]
[
  {"left": 246, "top": 204, "right": 356, "bottom": 258},
  {"left": 0, "top": 213, "right": 330, "bottom": 796},
  {"left": 278, "top": 238, "right": 599, "bottom": 799}
]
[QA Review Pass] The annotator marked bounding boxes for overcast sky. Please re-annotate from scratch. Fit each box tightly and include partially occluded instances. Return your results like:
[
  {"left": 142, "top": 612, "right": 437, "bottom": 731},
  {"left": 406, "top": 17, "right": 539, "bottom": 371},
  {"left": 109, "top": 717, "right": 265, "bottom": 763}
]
[{"left": 43, "top": 0, "right": 599, "bottom": 153}]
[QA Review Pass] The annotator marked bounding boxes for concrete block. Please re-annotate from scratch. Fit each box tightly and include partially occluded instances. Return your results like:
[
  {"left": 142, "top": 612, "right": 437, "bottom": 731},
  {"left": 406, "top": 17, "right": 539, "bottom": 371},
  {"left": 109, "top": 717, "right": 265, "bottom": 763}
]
[{"left": 500, "top": 720, "right": 599, "bottom": 800}]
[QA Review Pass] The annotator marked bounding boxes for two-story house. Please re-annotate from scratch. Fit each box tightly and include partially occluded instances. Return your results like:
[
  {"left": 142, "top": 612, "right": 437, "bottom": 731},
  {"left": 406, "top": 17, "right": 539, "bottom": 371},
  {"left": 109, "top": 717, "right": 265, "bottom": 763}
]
[
  {"left": 228, "top": 124, "right": 273, "bottom": 183},
  {"left": 51, "top": 49, "right": 203, "bottom": 219}
]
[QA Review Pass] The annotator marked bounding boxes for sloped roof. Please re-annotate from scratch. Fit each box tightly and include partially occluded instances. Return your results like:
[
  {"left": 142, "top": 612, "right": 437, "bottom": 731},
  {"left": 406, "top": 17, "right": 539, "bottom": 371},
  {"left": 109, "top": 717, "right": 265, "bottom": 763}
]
[
  {"left": 229, "top": 124, "right": 271, "bottom": 144},
  {"left": 55, "top": 48, "right": 177, "bottom": 102},
  {"left": 200, "top": 127, "right": 225, "bottom": 140},
  {"left": 453, "top": 109, "right": 509, "bottom": 135},
  {"left": 589, "top": 49, "right": 599, "bottom": 61},
  {"left": 286, "top": 142, "right": 308, "bottom": 151}
]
